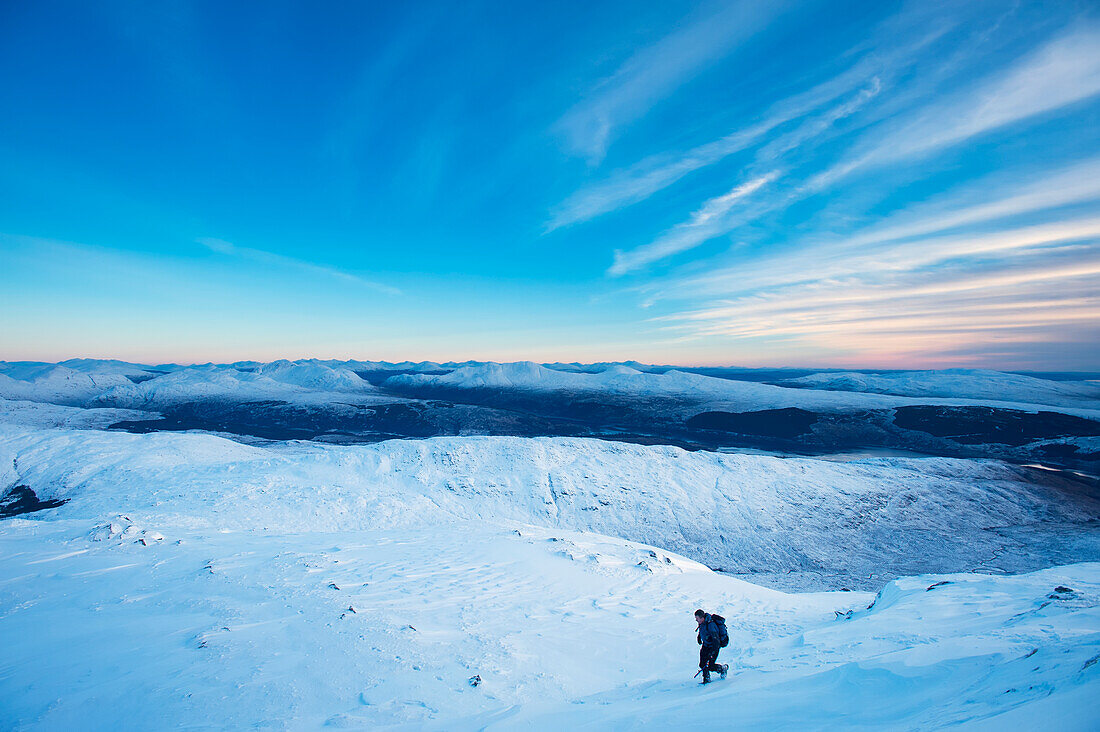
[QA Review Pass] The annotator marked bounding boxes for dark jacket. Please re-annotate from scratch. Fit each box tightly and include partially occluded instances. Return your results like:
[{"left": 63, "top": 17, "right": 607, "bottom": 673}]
[{"left": 697, "top": 613, "right": 721, "bottom": 647}]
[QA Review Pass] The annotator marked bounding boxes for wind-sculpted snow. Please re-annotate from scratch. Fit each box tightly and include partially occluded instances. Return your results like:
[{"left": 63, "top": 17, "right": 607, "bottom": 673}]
[
  {"left": 789, "top": 368, "right": 1100, "bottom": 409},
  {"left": 386, "top": 361, "right": 1100, "bottom": 417},
  {"left": 2, "top": 426, "right": 1096, "bottom": 589}
]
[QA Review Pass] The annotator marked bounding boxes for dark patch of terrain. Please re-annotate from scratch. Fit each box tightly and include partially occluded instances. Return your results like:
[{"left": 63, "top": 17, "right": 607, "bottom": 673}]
[
  {"left": 893, "top": 406, "right": 1100, "bottom": 446},
  {"left": 1, "top": 485, "right": 67, "bottom": 518},
  {"left": 687, "top": 408, "right": 818, "bottom": 439},
  {"left": 106, "top": 383, "right": 1100, "bottom": 470},
  {"left": 110, "top": 399, "right": 597, "bottom": 444}
]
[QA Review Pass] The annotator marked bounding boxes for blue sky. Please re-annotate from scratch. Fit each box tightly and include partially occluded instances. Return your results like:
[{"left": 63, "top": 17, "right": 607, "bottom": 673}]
[{"left": 2, "top": 0, "right": 1098, "bottom": 368}]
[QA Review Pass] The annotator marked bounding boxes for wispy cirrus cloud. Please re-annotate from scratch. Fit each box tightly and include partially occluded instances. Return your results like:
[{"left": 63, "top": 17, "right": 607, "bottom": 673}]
[
  {"left": 607, "top": 22, "right": 1100, "bottom": 288},
  {"left": 668, "top": 216, "right": 1100, "bottom": 302},
  {"left": 754, "top": 78, "right": 883, "bottom": 163},
  {"left": 651, "top": 218, "right": 1100, "bottom": 367},
  {"left": 620, "top": 22, "right": 1100, "bottom": 283},
  {"left": 608, "top": 171, "right": 779, "bottom": 276},
  {"left": 600, "top": 78, "right": 884, "bottom": 275},
  {"left": 197, "top": 238, "right": 400, "bottom": 295},
  {"left": 834, "top": 156, "right": 1100, "bottom": 249},
  {"left": 546, "top": 4, "right": 960, "bottom": 232},
  {"left": 547, "top": 117, "right": 781, "bottom": 232},
  {"left": 555, "top": 1, "right": 789, "bottom": 164},
  {"left": 809, "top": 23, "right": 1100, "bottom": 190},
  {"left": 653, "top": 155, "right": 1100, "bottom": 303},
  {"left": 548, "top": 72, "right": 885, "bottom": 232}
]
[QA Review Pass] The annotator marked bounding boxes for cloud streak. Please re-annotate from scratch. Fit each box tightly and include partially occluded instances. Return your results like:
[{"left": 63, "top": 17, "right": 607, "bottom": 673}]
[
  {"left": 555, "top": 1, "right": 788, "bottom": 163},
  {"left": 546, "top": 4, "right": 961, "bottom": 232},
  {"left": 197, "top": 238, "right": 400, "bottom": 295},
  {"left": 836, "top": 156, "right": 1100, "bottom": 251},
  {"left": 548, "top": 72, "right": 885, "bottom": 232},
  {"left": 652, "top": 220, "right": 1100, "bottom": 366},
  {"left": 608, "top": 172, "right": 779, "bottom": 276},
  {"left": 810, "top": 23, "right": 1100, "bottom": 189}
]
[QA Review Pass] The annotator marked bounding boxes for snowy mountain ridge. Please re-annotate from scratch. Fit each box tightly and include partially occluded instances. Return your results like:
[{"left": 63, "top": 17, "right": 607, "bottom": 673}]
[
  {"left": 386, "top": 361, "right": 1100, "bottom": 416},
  {"left": 4, "top": 359, "right": 1099, "bottom": 417},
  {"left": 88, "top": 361, "right": 378, "bottom": 408},
  {"left": 0, "top": 364, "right": 134, "bottom": 405},
  {"left": 788, "top": 368, "right": 1100, "bottom": 407}
]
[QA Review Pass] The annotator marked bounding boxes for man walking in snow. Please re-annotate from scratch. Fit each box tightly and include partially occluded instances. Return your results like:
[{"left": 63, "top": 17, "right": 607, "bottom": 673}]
[{"left": 695, "top": 608, "right": 729, "bottom": 683}]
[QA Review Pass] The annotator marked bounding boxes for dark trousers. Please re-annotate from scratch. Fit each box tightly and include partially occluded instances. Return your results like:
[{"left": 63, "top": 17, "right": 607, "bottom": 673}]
[{"left": 699, "top": 644, "right": 722, "bottom": 680}]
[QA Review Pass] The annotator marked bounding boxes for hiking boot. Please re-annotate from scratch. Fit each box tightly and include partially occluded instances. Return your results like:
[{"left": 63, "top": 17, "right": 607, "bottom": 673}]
[
  {"left": 719, "top": 664, "right": 729, "bottom": 679},
  {"left": 701, "top": 672, "right": 711, "bottom": 684}
]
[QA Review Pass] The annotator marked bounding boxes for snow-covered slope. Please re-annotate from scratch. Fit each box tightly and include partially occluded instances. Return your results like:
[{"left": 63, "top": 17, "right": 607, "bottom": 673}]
[
  {"left": 3, "top": 427, "right": 1096, "bottom": 588},
  {"left": 92, "top": 361, "right": 377, "bottom": 408},
  {"left": 789, "top": 368, "right": 1100, "bottom": 409},
  {"left": 386, "top": 361, "right": 1100, "bottom": 417},
  {"left": 504, "top": 562, "right": 1100, "bottom": 731},
  {"left": 0, "top": 422, "right": 1097, "bottom": 728}
]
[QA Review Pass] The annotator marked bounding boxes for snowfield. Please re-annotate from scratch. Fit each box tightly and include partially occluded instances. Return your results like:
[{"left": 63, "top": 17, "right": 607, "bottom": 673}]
[{"left": 1, "top": 421, "right": 1098, "bottom": 729}]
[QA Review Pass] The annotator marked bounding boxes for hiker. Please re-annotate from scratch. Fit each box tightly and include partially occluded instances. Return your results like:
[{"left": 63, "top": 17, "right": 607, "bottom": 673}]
[{"left": 694, "top": 608, "right": 729, "bottom": 683}]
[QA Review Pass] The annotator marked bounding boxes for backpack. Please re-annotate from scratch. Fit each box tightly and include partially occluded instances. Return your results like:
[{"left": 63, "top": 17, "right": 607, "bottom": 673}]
[{"left": 712, "top": 614, "right": 729, "bottom": 648}]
